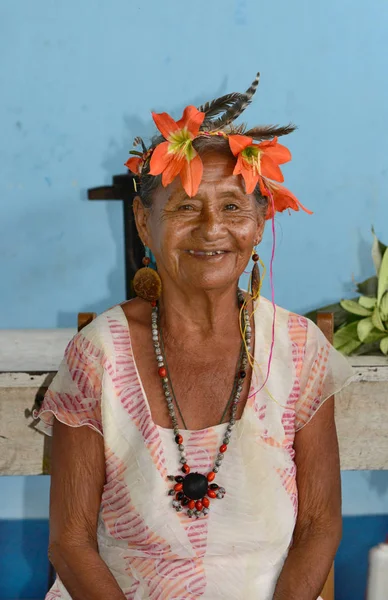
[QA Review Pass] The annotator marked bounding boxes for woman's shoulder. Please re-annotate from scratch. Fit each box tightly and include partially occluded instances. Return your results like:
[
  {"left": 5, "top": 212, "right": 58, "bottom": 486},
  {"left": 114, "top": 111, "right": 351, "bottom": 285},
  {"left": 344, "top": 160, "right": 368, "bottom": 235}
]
[
  {"left": 74, "top": 298, "right": 149, "bottom": 353},
  {"left": 254, "top": 295, "right": 322, "bottom": 350}
]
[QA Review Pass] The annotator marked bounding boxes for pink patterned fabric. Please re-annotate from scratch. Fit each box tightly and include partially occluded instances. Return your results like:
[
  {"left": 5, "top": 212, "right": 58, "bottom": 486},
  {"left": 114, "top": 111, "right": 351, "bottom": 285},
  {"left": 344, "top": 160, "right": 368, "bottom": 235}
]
[{"left": 35, "top": 298, "right": 354, "bottom": 600}]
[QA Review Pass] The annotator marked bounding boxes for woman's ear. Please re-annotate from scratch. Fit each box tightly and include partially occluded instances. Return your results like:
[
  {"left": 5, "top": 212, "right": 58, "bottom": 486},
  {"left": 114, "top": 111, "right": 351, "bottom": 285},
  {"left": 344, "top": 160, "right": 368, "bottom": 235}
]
[
  {"left": 254, "top": 216, "right": 265, "bottom": 246},
  {"left": 133, "top": 196, "right": 151, "bottom": 247}
]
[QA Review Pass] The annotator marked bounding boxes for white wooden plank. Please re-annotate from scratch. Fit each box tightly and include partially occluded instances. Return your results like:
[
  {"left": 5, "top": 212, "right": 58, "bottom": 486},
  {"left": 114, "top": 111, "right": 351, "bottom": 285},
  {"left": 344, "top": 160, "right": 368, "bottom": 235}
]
[
  {"left": 0, "top": 385, "right": 50, "bottom": 475},
  {"left": 1, "top": 328, "right": 387, "bottom": 374},
  {"left": 0, "top": 372, "right": 54, "bottom": 388},
  {"left": 347, "top": 356, "right": 388, "bottom": 367},
  {"left": 336, "top": 383, "right": 388, "bottom": 470},
  {"left": 0, "top": 329, "right": 76, "bottom": 372},
  {"left": 0, "top": 378, "right": 387, "bottom": 475}
]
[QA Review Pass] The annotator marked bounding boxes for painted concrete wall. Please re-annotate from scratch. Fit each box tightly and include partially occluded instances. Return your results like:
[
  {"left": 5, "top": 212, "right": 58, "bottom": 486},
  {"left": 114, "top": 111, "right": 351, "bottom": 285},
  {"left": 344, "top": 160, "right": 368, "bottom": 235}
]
[{"left": 1, "top": 0, "right": 387, "bottom": 588}]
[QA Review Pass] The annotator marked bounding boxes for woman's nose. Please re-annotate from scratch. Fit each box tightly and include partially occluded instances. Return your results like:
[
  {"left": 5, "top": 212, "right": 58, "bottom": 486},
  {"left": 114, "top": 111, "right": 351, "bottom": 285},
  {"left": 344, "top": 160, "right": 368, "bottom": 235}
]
[{"left": 198, "top": 208, "right": 224, "bottom": 239}]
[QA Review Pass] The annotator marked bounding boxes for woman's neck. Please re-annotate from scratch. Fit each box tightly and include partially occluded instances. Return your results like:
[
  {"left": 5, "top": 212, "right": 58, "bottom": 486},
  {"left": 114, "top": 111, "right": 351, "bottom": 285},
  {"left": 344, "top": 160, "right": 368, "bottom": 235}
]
[{"left": 158, "top": 282, "right": 242, "bottom": 341}]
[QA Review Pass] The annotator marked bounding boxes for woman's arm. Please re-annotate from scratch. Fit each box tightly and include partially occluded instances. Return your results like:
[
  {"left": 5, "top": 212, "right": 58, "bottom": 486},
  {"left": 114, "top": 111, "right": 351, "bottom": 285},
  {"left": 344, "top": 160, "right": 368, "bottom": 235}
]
[
  {"left": 273, "top": 396, "right": 342, "bottom": 600},
  {"left": 48, "top": 419, "right": 126, "bottom": 600}
]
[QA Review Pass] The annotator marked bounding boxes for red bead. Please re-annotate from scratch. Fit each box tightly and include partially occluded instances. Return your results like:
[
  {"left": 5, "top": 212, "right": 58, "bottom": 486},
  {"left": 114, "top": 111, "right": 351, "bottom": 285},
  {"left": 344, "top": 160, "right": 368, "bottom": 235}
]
[
  {"left": 202, "top": 497, "right": 210, "bottom": 508},
  {"left": 219, "top": 444, "right": 227, "bottom": 453},
  {"left": 175, "top": 434, "right": 183, "bottom": 445},
  {"left": 208, "top": 489, "right": 217, "bottom": 499},
  {"left": 158, "top": 367, "right": 167, "bottom": 378},
  {"left": 207, "top": 471, "right": 216, "bottom": 482},
  {"left": 142, "top": 256, "right": 151, "bottom": 266},
  {"left": 151, "top": 301, "right": 157, "bottom": 307},
  {"left": 195, "top": 501, "right": 203, "bottom": 511},
  {"left": 182, "top": 464, "right": 190, "bottom": 474},
  {"left": 252, "top": 253, "right": 259, "bottom": 262},
  {"left": 174, "top": 483, "right": 183, "bottom": 492},
  {"left": 188, "top": 500, "right": 195, "bottom": 510}
]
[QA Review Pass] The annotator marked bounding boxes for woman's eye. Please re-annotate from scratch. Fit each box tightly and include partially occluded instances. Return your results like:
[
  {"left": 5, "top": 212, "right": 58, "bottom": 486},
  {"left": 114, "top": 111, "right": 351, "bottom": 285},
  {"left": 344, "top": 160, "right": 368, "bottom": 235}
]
[
  {"left": 178, "top": 204, "right": 194, "bottom": 211},
  {"left": 225, "top": 203, "right": 238, "bottom": 211}
]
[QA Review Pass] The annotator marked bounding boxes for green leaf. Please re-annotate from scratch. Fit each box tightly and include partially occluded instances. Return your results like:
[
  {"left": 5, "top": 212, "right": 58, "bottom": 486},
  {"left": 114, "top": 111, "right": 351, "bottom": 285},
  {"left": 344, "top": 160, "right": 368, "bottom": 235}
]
[
  {"left": 364, "top": 330, "right": 387, "bottom": 344},
  {"left": 380, "top": 336, "right": 388, "bottom": 355},
  {"left": 352, "top": 340, "right": 385, "bottom": 355},
  {"left": 377, "top": 248, "right": 388, "bottom": 305},
  {"left": 357, "top": 317, "right": 375, "bottom": 342},
  {"left": 371, "top": 305, "right": 387, "bottom": 332},
  {"left": 340, "top": 299, "right": 373, "bottom": 316},
  {"left": 356, "top": 276, "right": 378, "bottom": 297},
  {"left": 380, "top": 291, "right": 388, "bottom": 321},
  {"left": 358, "top": 296, "right": 377, "bottom": 309},
  {"left": 334, "top": 322, "right": 363, "bottom": 355}
]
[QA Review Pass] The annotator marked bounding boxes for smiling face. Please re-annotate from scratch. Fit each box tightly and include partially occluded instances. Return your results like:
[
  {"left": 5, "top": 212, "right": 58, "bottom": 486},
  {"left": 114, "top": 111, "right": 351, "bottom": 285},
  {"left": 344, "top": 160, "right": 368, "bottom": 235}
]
[{"left": 134, "top": 150, "right": 266, "bottom": 293}]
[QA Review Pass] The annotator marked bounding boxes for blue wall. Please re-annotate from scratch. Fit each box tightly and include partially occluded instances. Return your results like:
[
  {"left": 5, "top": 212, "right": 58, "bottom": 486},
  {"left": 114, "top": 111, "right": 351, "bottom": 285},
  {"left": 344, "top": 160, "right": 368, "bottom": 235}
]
[{"left": 1, "top": 1, "right": 388, "bottom": 598}]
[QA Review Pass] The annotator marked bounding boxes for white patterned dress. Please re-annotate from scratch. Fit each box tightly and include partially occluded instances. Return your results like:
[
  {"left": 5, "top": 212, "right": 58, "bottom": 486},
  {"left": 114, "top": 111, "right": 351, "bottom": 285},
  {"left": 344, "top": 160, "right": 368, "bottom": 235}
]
[{"left": 35, "top": 297, "right": 354, "bottom": 599}]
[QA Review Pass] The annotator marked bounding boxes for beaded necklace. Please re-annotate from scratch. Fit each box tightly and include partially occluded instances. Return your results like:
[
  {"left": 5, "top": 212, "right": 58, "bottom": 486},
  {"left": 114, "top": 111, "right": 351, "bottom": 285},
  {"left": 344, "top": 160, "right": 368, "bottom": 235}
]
[{"left": 152, "top": 289, "right": 252, "bottom": 518}]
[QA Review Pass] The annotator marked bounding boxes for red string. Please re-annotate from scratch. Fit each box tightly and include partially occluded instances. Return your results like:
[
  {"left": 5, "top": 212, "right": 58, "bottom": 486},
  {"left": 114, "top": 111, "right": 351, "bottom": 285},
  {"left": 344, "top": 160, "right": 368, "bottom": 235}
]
[{"left": 248, "top": 189, "right": 277, "bottom": 398}]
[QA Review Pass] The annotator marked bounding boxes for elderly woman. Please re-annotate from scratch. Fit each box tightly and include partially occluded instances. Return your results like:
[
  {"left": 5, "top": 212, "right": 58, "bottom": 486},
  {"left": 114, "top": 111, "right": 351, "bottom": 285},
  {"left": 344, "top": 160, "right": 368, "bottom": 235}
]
[{"left": 35, "top": 73, "right": 354, "bottom": 600}]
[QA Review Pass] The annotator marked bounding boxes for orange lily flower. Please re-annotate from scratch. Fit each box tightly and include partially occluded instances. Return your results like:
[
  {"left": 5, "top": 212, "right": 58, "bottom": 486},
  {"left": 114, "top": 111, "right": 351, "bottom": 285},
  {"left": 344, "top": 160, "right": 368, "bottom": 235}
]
[
  {"left": 149, "top": 105, "right": 205, "bottom": 197},
  {"left": 229, "top": 134, "right": 311, "bottom": 218},
  {"left": 229, "top": 135, "right": 291, "bottom": 194},
  {"left": 263, "top": 179, "right": 313, "bottom": 220}
]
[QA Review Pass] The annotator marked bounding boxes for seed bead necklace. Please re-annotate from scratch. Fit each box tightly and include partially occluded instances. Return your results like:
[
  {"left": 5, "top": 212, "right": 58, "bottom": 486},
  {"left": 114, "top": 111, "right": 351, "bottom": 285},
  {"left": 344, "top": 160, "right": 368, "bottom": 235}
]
[{"left": 151, "top": 289, "right": 252, "bottom": 518}]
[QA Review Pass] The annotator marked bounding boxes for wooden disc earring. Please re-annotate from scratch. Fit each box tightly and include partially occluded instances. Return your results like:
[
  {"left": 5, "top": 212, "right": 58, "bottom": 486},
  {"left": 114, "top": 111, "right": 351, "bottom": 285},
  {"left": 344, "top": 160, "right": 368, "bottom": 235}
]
[{"left": 133, "top": 249, "right": 162, "bottom": 303}]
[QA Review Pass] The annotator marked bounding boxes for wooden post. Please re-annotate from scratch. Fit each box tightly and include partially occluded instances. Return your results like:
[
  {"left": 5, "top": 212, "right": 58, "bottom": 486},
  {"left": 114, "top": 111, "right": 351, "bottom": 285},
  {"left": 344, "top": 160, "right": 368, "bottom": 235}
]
[{"left": 87, "top": 172, "right": 143, "bottom": 299}]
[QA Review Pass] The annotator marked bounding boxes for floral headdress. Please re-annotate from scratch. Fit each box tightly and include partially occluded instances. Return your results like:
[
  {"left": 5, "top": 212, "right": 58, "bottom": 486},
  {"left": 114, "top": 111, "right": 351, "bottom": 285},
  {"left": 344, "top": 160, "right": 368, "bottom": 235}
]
[{"left": 125, "top": 73, "right": 312, "bottom": 220}]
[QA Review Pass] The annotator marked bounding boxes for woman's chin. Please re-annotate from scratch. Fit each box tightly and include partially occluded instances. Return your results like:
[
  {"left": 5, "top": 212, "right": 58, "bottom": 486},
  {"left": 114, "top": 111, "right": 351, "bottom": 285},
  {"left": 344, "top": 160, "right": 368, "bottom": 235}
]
[{"left": 180, "top": 271, "right": 240, "bottom": 292}]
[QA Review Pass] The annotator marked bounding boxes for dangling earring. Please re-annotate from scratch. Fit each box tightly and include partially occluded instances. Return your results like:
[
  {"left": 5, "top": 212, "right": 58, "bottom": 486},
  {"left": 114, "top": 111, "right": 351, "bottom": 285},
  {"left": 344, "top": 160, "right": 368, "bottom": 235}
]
[
  {"left": 133, "top": 247, "right": 162, "bottom": 303},
  {"left": 251, "top": 248, "right": 261, "bottom": 299}
]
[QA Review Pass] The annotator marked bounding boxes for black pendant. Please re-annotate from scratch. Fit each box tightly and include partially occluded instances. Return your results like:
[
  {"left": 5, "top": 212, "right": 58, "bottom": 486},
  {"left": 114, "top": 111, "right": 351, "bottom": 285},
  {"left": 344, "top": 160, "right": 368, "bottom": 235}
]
[{"left": 182, "top": 472, "right": 208, "bottom": 500}]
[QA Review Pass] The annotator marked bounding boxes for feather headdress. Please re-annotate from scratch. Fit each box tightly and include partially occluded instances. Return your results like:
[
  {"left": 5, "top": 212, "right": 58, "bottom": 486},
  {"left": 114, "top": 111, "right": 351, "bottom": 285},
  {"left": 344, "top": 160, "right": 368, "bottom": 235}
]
[{"left": 125, "top": 72, "right": 311, "bottom": 219}]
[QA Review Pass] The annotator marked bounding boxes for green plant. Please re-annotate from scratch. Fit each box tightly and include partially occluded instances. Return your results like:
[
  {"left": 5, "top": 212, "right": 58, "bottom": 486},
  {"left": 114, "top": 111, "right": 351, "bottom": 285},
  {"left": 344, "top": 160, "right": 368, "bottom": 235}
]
[{"left": 305, "top": 229, "right": 388, "bottom": 356}]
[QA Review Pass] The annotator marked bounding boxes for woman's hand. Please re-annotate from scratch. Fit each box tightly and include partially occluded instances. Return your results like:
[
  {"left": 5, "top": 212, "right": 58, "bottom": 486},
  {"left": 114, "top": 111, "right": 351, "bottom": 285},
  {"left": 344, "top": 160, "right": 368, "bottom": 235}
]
[
  {"left": 272, "top": 395, "right": 342, "bottom": 600},
  {"left": 48, "top": 420, "right": 126, "bottom": 600}
]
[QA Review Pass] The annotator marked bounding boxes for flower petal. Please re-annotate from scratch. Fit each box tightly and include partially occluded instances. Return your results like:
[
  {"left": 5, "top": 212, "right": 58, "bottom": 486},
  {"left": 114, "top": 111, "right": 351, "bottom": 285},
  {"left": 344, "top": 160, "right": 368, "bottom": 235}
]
[
  {"left": 228, "top": 135, "right": 253, "bottom": 157},
  {"left": 149, "top": 142, "right": 172, "bottom": 175},
  {"left": 260, "top": 154, "right": 284, "bottom": 182},
  {"left": 265, "top": 181, "right": 312, "bottom": 219},
  {"left": 152, "top": 112, "right": 179, "bottom": 140},
  {"left": 180, "top": 154, "right": 203, "bottom": 197},
  {"left": 125, "top": 157, "right": 142, "bottom": 174},
  {"left": 176, "top": 106, "right": 205, "bottom": 137},
  {"left": 233, "top": 153, "right": 245, "bottom": 176},
  {"left": 258, "top": 176, "right": 269, "bottom": 197},
  {"left": 238, "top": 160, "right": 259, "bottom": 194},
  {"left": 259, "top": 138, "right": 291, "bottom": 165},
  {"left": 161, "top": 155, "right": 185, "bottom": 187}
]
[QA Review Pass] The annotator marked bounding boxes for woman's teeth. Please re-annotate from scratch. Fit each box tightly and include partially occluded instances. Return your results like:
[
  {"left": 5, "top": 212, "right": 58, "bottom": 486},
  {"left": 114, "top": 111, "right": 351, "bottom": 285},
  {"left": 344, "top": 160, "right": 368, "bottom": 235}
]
[{"left": 187, "top": 250, "right": 226, "bottom": 256}]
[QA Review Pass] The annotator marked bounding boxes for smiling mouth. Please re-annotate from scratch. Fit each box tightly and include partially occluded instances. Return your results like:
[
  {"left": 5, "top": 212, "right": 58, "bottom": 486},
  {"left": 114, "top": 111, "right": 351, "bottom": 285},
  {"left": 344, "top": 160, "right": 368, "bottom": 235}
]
[{"left": 185, "top": 250, "right": 228, "bottom": 256}]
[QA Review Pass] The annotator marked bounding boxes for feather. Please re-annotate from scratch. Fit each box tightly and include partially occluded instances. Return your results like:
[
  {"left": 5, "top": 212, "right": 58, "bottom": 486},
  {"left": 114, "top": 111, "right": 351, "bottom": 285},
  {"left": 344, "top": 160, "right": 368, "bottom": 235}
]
[
  {"left": 199, "top": 92, "right": 240, "bottom": 121},
  {"left": 133, "top": 136, "right": 148, "bottom": 153},
  {"left": 227, "top": 123, "right": 248, "bottom": 134},
  {"left": 244, "top": 123, "right": 296, "bottom": 140},
  {"left": 205, "top": 72, "right": 261, "bottom": 132}
]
